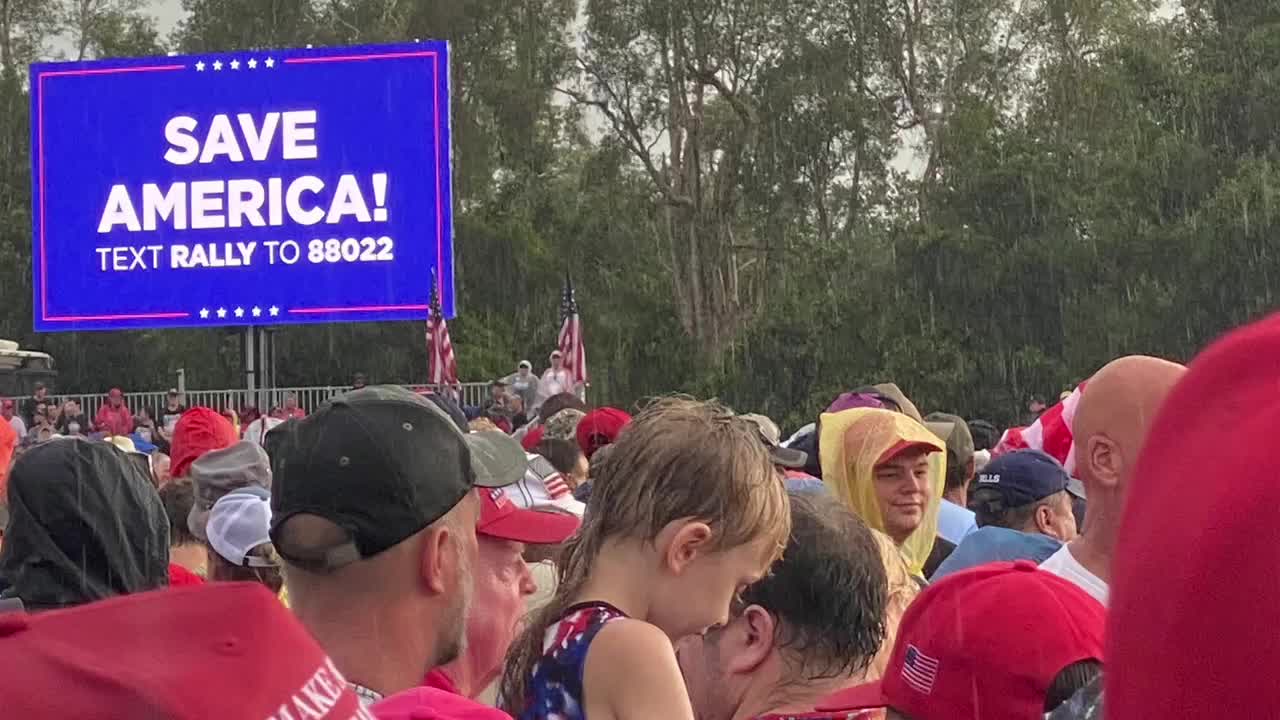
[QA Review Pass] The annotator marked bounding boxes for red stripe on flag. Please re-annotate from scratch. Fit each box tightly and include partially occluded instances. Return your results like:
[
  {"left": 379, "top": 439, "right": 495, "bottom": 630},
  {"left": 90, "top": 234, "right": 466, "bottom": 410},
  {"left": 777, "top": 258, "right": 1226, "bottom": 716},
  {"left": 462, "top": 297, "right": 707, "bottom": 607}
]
[{"left": 558, "top": 314, "right": 588, "bottom": 386}]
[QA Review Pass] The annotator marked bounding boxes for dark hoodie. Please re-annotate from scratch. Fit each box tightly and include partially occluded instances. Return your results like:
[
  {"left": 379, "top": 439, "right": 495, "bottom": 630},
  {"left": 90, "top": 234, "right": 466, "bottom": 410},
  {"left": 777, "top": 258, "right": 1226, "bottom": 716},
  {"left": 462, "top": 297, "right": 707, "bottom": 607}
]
[{"left": 0, "top": 438, "right": 168, "bottom": 611}]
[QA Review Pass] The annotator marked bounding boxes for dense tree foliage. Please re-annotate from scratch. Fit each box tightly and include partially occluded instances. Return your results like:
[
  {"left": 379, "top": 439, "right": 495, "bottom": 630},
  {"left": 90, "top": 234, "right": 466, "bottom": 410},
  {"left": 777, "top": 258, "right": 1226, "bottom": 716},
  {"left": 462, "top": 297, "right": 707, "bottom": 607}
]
[{"left": 2, "top": 0, "right": 1278, "bottom": 428}]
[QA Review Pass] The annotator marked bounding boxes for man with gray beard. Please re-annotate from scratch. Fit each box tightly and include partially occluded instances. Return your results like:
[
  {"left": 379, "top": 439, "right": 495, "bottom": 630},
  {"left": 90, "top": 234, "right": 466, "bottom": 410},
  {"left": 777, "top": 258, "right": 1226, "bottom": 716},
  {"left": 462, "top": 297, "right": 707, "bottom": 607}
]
[{"left": 268, "top": 386, "right": 526, "bottom": 707}]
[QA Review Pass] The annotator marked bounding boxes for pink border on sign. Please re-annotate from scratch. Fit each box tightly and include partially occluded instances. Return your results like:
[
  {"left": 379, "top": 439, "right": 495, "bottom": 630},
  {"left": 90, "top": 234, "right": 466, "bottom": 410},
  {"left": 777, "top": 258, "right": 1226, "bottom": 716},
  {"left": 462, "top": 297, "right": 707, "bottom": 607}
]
[
  {"left": 289, "top": 304, "right": 429, "bottom": 314},
  {"left": 37, "top": 49, "right": 447, "bottom": 324},
  {"left": 284, "top": 49, "right": 444, "bottom": 317},
  {"left": 37, "top": 63, "right": 188, "bottom": 322}
]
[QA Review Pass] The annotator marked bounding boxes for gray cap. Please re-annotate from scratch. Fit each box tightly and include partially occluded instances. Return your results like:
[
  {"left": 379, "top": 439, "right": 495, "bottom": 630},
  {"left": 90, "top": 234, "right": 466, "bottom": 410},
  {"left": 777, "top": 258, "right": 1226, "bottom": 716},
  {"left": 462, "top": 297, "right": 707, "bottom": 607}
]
[
  {"left": 740, "top": 413, "right": 808, "bottom": 469},
  {"left": 467, "top": 429, "right": 528, "bottom": 487},
  {"left": 188, "top": 440, "right": 271, "bottom": 541}
]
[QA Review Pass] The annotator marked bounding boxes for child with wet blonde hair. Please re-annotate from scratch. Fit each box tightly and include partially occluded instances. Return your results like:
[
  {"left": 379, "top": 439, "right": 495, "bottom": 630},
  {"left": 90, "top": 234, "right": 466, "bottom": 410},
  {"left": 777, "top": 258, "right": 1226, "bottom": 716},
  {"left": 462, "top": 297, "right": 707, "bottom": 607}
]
[{"left": 500, "top": 397, "right": 791, "bottom": 720}]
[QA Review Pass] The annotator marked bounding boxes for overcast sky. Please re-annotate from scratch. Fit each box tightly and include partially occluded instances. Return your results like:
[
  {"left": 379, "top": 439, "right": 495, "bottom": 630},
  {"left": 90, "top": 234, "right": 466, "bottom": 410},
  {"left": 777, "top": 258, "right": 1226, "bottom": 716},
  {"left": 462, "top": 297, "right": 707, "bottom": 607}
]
[{"left": 149, "top": 0, "right": 186, "bottom": 32}]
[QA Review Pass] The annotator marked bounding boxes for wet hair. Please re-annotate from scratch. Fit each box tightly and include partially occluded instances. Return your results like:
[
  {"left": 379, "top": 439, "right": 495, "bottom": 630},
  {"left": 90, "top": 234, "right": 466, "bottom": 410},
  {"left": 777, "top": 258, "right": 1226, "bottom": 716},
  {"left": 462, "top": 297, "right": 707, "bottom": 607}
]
[
  {"left": 538, "top": 393, "right": 588, "bottom": 423},
  {"left": 536, "top": 437, "right": 585, "bottom": 476},
  {"left": 970, "top": 487, "right": 1067, "bottom": 532},
  {"left": 1044, "top": 660, "right": 1102, "bottom": 711},
  {"left": 867, "top": 529, "right": 920, "bottom": 679},
  {"left": 499, "top": 397, "right": 791, "bottom": 713},
  {"left": 730, "top": 492, "right": 887, "bottom": 680},
  {"left": 159, "top": 478, "right": 198, "bottom": 547},
  {"left": 587, "top": 442, "right": 615, "bottom": 480},
  {"left": 208, "top": 543, "right": 285, "bottom": 594}
]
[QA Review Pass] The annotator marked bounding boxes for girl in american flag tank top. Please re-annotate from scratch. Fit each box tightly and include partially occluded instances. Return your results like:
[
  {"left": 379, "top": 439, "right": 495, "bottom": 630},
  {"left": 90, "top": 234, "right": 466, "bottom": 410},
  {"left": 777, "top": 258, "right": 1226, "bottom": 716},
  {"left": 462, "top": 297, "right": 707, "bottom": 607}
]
[{"left": 499, "top": 399, "right": 792, "bottom": 720}]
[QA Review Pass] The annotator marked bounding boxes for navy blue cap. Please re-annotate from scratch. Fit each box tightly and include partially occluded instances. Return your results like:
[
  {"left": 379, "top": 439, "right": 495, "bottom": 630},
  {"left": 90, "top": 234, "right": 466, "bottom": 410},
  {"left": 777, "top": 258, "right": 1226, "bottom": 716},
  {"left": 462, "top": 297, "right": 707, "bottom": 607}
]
[{"left": 972, "top": 449, "right": 1073, "bottom": 507}]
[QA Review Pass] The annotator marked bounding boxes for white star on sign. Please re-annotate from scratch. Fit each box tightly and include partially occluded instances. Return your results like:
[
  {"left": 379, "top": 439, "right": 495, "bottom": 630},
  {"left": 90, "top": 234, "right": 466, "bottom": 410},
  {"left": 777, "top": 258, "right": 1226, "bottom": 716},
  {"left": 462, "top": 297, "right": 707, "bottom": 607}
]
[
  {"left": 230, "top": 59, "right": 240, "bottom": 70},
  {"left": 195, "top": 61, "right": 205, "bottom": 71},
  {"left": 234, "top": 307, "right": 245, "bottom": 318},
  {"left": 264, "top": 57, "right": 275, "bottom": 68},
  {"left": 216, "top": 307, "right": 227, "bottom": 318},
  {"left": 269, "top": 305, "right": 280, "bottom": 316},
  {"left": 247, "top": 58, "right": 257, "bottom": 69},
  {"left": 251, "top": 306, "right": 262, "bottom": 317},
  {"left": 199, "top": 308, "right": 210, "bottom": 319},
  {"left": 212, "top": 60, "right": 223, "bottom": 71}
]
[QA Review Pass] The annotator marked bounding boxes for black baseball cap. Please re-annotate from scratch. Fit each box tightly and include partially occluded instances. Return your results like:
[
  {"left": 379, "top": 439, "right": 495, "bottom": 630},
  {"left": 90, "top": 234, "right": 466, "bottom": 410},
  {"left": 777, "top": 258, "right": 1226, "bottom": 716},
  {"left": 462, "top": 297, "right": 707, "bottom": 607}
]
[
  {"left": 268, "top": 385, "right": 526, "bottom": 572},
  {"left": 973, "top": 449, "right": 1079, "bottom": 507}
]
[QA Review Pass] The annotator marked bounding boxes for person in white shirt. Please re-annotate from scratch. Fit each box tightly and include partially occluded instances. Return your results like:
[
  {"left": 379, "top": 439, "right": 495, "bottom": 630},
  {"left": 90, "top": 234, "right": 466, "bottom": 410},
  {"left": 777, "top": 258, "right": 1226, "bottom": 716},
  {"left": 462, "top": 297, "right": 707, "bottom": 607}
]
[
  {"left": 534, "top": 350, "right": 578, "bottom": 410},
  {"left": 1039, "top": 355, "right": 1185, "bottom": 605},
  {"left": 504, "top": 361, "right": 540, "bottom": 412}
]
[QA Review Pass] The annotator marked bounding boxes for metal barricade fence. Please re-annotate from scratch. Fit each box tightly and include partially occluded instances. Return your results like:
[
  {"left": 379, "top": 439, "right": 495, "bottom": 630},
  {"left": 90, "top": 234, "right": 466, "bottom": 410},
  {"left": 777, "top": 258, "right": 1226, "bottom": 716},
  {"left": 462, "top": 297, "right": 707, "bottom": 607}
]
[{"left": 3, "top": 382, "right": 493, "bottom": 422}]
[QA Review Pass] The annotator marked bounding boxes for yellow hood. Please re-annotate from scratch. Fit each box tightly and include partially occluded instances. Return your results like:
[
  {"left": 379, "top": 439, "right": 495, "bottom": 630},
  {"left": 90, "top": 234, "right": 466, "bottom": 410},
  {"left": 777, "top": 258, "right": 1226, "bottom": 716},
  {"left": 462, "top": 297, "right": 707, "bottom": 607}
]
[{"left": 819, "top": 408, "right": 945, "bottom": 575}]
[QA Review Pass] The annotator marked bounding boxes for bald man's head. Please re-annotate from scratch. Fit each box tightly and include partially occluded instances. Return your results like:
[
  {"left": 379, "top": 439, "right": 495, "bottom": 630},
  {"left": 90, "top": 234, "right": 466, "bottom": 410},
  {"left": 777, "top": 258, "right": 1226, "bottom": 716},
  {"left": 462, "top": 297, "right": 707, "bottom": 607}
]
[{"left": 1074, "top": 355, "right": 1186, "bottom": 496}]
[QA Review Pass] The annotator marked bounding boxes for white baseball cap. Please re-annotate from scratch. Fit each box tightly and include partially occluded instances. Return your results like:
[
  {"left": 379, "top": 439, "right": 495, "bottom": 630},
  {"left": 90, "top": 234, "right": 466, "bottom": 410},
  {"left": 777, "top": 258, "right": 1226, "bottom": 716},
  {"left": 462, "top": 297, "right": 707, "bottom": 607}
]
[
  {"left": 207, "top": 487, "right": 276, "bottom": 567},
  {"left": 503, "top": 453, "right": 586, "bottom": 517}
]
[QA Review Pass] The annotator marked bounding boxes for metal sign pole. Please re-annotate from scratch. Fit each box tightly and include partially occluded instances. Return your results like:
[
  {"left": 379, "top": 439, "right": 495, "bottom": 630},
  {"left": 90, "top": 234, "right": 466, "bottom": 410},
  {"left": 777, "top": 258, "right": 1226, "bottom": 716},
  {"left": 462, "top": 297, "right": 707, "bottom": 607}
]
[{"left": 243, "top": 327, "right": 257, "bottom": 411}]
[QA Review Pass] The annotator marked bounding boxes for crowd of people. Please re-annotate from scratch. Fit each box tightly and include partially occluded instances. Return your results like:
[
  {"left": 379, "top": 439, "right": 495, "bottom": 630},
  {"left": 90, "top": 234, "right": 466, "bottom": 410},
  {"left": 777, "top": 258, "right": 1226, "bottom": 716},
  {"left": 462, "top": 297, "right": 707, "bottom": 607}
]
[
  {"left": 0, "top": 382, "right": 315, "bottom": 453},
  {"left": 0, "top": 310, "right": 1275, "bottom": 719}
]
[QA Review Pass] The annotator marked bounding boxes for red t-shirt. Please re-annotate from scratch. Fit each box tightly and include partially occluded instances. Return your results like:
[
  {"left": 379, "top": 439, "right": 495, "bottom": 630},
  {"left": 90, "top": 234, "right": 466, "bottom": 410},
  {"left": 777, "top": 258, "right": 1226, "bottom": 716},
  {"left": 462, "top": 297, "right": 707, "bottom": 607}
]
[
  {"left": 752, "top": 707, "right": 875, "bottom": 712},
  {"left": 167, "top": 563, "right": 205, "bottom": 587},
  {"left": 373, "top": 679, "right": 513, "bottom": 720}
]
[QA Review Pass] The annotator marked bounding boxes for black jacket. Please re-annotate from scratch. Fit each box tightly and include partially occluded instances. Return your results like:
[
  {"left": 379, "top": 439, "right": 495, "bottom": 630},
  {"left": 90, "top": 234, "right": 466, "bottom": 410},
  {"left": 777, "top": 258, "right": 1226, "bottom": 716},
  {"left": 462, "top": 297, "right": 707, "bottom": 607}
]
[{"left": 0, "top": 438, "right": 168, "bottom": 611}]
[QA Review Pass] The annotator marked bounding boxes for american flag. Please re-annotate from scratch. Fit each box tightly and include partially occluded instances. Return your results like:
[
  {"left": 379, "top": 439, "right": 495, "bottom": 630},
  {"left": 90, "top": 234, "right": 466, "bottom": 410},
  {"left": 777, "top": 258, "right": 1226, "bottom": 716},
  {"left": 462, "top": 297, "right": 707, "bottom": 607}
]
[
  {"left": 901, "top": 645, "right": 940, "bottom": 695},
  {"left": 558, "top": 274, "right": 588, "bottom": 387},
  {"left": 426, "top": 273, "right": 458, "bottom": 388},
  {"left": 993, "top": 383, "right": 1087, "bottom": 475}
]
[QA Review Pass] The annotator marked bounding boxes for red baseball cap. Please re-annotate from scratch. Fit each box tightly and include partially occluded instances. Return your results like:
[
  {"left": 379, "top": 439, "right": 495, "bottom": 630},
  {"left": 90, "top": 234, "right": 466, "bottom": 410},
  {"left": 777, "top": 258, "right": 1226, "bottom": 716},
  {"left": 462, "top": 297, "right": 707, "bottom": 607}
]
[
  {"left": 476, "top": 487, "right": 579, "bottom": 544},
  {"left": 877, "top": 437, "right": 943, "bottom": 465},
  {"left": 1107, "top": 311, "right": 1280, "bottom": 719},
  {"left": 0, "top": 583, "right": 371, "bottom": 719},
  {"left": 170, "top": 406, "right": 239, "bottom": 478},
  {"left": 520, "top": 425, "right": 545, "bottom": 452},
  {"left": 107, "top": 387, "right": 124, "bottom": 398},
  {"left": 575, "top": 407, "right": 632, "bottom": 459},
  {"left": 818, "top": 561, "right": 1104, "bottom": 719}
]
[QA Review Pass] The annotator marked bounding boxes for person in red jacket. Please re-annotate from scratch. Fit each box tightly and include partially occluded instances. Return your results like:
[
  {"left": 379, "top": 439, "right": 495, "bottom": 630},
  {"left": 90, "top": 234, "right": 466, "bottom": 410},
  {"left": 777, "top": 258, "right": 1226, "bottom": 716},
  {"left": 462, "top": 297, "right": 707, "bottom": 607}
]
[
  {"left": 281, "top": 392, "right": 307, "bottom": 420},
  {"left": 94, "top": 388, "right": 134, "bottom": 436},
  {"left": 0, "top": 414, "right": 16, "bottom": 502}
]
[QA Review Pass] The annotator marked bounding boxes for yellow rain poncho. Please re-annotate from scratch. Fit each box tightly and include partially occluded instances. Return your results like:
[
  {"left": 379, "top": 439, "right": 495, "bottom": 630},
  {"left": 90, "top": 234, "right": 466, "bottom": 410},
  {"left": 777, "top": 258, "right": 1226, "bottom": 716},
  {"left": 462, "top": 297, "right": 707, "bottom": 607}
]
[{"left": 819, "top": 408, "right": 945, "bottom": 576}]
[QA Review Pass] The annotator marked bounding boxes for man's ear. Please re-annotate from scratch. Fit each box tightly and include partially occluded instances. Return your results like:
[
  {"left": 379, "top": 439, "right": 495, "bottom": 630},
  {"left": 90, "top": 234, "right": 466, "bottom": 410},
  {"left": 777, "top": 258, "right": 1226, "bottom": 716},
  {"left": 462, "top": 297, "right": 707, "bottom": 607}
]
[
  {"left": 723, "top": 606, "right": 777, "bottom": 675},
  {"left": 1085, "top": 435, "right": 1123, "bottom": 489},
  {"left": 1033, "top": 503, "right": 1056, "bottom": 537},
  {"left": 664, "top": 520, "right": 713, "bottom": 575},
  {"left": 418, "top": 525, "right": 451, "bottom": 595}
]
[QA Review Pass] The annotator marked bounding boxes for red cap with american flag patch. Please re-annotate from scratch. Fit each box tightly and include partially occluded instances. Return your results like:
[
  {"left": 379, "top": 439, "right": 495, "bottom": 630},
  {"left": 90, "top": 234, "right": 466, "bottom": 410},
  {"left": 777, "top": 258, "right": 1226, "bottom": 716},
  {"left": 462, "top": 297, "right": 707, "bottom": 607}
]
[
  {"left": 476, "top": 486, "right": 579, "bottom": 544},
  {"left": 816, "top": 561, "right": 1104, "bottom": 719}
]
